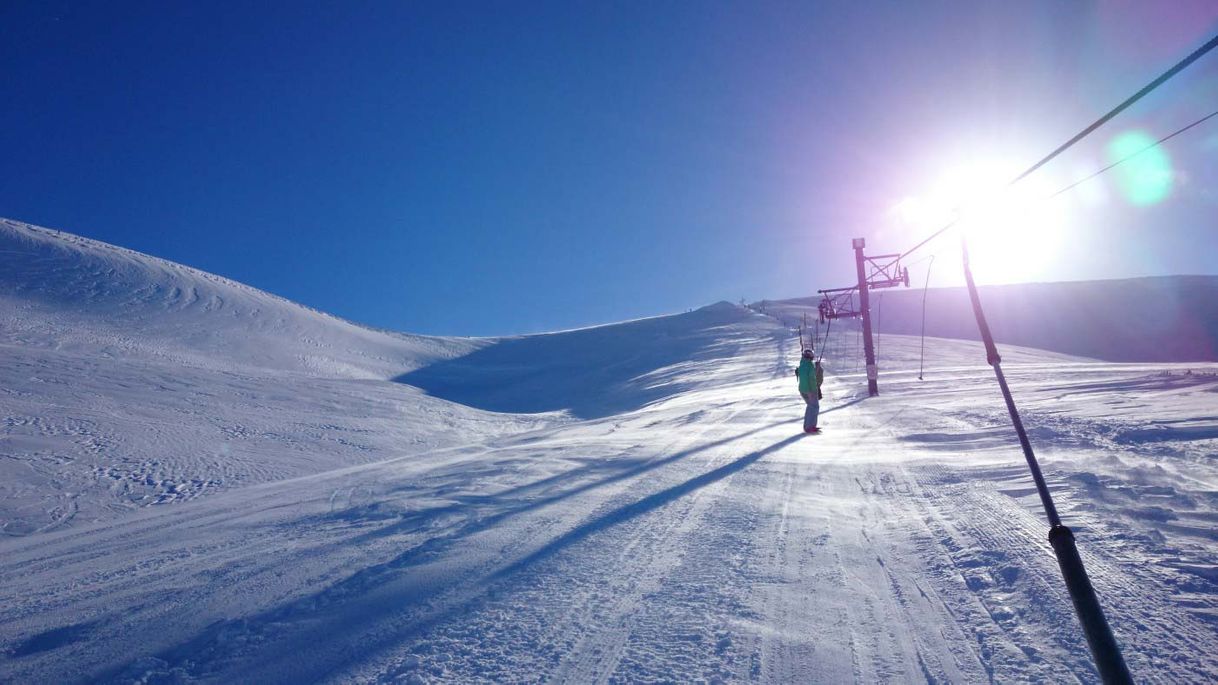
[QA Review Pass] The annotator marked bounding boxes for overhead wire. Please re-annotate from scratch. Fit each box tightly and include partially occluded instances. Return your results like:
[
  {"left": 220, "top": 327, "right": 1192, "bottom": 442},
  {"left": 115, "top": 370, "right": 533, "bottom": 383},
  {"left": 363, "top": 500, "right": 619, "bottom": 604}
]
[
  {"left": 1009, "top": 32, "right": 1218, "bottom": 187},
  {"left": 816, "top": 315, "right": 833, "bottom": 364},
  {"left": 918, "top": 255, "right": 935, "bottom": 380},
  {"left": 898, "top": 32, "right": 1218, "bottom": 262},
  {"left": 1046, "top": 107, "right": 1218, "bottom": 201}
]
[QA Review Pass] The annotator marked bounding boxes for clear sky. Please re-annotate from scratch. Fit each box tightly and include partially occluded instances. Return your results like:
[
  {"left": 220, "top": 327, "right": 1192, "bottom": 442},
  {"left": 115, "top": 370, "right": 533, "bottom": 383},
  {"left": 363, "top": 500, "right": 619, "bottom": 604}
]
[{"left": 3, "top": 1, "right": 1218, "bottom": 335}]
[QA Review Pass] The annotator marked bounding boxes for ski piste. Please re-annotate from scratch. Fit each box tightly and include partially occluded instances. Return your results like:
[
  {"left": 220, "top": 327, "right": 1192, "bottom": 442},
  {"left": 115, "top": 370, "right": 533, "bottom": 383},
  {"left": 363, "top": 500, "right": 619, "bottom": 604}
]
[{"left": 1, "top": 220, "right": 1217, "bottom": 682}]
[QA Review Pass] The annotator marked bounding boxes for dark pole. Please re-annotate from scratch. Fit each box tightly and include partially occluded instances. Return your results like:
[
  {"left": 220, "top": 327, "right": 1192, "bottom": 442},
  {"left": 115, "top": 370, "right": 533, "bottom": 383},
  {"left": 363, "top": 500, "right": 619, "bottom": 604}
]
[
  {"left": 853, "top": 238, "right": 878, "bottom": 396},
  {"left": 962, "top": 239, "right": 1131, "bottom": 684}
]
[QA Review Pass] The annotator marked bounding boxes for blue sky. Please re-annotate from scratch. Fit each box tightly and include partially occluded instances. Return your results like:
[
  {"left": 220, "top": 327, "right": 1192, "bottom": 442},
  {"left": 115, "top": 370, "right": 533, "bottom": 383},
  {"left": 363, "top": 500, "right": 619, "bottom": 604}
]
[{"left": 3, "top": 1, "right": 1218, "bottom": 335}]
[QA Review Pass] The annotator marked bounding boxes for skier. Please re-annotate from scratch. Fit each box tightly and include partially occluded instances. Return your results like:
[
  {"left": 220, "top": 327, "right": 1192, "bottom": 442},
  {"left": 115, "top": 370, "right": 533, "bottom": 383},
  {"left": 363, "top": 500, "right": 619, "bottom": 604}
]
[{"left": 796, "top": 348, "right": 821, "bottom": 433}]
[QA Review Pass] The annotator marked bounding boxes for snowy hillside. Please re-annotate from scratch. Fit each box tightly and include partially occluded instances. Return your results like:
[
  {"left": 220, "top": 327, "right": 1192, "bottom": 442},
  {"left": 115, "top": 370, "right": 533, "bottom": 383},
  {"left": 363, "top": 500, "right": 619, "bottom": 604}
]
[
  {"left": 0, "top": 219, "right": 478, "bottom": 377},
  {"left": 399, "top": 301, "right": 781, "bottom": 419},
  {"left": 0, "top": 219, "right": 773, "bottom": 535},
  {"left": 2, "top": 220, "right": 1218, "bottom": 683},
  {"left": 761, "top": 275, "right": 1218, "bottom": 363},
  {"left": 0, "top": 219, "right": 533, "bottom": 535}
]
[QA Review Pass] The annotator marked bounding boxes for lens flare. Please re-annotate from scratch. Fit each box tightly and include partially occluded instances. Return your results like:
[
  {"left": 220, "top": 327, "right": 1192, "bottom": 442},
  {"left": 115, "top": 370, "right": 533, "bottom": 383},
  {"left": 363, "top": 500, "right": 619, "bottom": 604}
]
[
  {"left": 891, "top": 160, "right": 1067, "bottom": 283},
  {"left": 1108, "top": 131, "right": 1173, "bottom": 205}
]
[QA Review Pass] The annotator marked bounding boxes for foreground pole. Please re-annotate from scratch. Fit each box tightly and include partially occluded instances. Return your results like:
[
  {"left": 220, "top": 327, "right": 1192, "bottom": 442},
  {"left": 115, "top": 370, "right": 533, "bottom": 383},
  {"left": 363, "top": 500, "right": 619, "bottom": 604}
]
[{"left": 962, "top": 239, "right": 1131, "bottom": 684}]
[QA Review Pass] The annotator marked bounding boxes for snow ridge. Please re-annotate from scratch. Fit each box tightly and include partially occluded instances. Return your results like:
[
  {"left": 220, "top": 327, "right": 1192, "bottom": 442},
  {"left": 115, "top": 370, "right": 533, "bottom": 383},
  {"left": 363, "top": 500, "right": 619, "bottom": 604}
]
[{"left": 0, "top": 218, "right": 479, "bottom": 378}]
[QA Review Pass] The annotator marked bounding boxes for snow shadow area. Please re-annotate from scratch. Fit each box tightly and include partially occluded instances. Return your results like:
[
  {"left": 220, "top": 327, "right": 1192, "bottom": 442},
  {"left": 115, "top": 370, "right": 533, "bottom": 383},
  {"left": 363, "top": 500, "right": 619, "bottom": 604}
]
[
  {"left": 397, "top": 302, "right": 783, "bottom": 418},
  {"left": 92, "top": 431, "right": 798, "bottom": 683},
  {"left": 9, "top": 622, "right": 96, "bottom": 657}
]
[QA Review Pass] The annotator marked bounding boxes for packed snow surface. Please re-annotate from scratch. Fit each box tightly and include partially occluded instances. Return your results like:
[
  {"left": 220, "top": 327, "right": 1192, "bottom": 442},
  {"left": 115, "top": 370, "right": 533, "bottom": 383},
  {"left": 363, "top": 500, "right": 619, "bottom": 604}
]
[{"left": 2, "top": 219, "right": 1217, "bottom": 683}]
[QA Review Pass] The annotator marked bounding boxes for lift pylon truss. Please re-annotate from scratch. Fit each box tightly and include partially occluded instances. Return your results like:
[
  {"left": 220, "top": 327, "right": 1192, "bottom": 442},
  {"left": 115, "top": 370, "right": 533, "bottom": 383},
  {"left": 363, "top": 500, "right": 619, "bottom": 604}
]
[
  {"left": 817, "top": 288, "right": 860, "bottom": 322},
  {"left": 863, "top": 253, "right": 910, "bottom": 290}
]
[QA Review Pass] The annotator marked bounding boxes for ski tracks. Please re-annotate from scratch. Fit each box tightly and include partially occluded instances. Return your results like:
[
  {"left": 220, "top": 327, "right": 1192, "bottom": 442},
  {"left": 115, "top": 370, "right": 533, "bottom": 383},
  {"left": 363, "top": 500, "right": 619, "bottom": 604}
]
[
  {"left": 746, "top": 413, "right": 993, "bottom": 684},
  {"left": 8, "top": 342, "right": 1216, "bottom": 683},
  {"left": 356, "top": 397, "right": 795, "bottom": 684}
]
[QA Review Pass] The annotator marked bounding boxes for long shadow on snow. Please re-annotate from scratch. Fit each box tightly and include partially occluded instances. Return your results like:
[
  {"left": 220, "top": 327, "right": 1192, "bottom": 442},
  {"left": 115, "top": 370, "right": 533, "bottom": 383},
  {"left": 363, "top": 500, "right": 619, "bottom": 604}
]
[
  {"left": 492, "top": 432, "right": 805, "bottom": 579},
  {"left": 103, "top": 431, "right": 804, "bottom": 683},
  {"left": 301, "top": 418, "right": 792, "bottom": 549},
  {"left": 395, "top": 302, "right": 778, "bottom": 419},
  {"left": 818, "top": 393, "right": 869, "bottom": 416}
]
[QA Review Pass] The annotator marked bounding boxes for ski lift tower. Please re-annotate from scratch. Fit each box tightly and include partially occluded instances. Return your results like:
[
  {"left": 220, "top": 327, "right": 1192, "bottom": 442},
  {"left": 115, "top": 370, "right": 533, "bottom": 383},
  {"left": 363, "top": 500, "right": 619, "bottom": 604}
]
[{"left": 819, "top": 238, "right": 910, "bottom": 396}]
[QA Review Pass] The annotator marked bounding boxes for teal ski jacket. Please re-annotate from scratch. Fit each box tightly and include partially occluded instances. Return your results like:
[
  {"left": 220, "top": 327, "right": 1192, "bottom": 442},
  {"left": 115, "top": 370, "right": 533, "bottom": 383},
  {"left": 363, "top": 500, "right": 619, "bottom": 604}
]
[{"left": 798, "top": 358, "right": 815, "bottom": 394}]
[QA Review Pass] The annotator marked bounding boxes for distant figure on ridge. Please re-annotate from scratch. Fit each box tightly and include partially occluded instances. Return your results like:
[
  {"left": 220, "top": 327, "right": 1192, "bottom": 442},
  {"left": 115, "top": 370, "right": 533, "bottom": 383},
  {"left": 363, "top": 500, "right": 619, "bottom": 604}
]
[{"left": 796, "top": 349, "right": 823, "bottom": 433}]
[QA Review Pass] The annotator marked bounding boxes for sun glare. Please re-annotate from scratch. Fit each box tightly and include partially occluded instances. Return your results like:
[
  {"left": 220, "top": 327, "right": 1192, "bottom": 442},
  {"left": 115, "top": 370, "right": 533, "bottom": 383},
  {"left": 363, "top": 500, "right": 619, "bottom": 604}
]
[{"left": 892, "top": 161, "right": 1065, "bottom": 283}]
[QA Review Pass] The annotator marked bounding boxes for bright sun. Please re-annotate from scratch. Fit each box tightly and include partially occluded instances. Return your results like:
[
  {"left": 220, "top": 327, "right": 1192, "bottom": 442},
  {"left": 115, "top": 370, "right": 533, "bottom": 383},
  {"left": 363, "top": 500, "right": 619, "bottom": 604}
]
[{"left": 892, "top": 161, "right": 1066, "bottom": 283}]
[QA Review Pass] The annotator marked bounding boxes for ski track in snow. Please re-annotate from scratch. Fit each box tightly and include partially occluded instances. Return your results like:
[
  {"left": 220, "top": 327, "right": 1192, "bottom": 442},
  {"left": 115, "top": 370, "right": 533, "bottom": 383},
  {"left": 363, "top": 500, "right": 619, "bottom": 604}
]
[
  {"left": 1, "top": 220, "right": 1217, "bottom": 683},
  {"left": 3, "top": 345, "right": 1216, "bottom": 683}
]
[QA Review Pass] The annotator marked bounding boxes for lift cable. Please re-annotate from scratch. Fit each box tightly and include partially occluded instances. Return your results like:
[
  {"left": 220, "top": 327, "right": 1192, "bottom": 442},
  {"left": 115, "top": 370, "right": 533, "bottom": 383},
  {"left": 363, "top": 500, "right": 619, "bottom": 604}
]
[
  {"left": 1011, "top": 33, "right": 1218, "bottom": 187},
  {"left": 899, "top": 32, "right": 1218, "bottom": 263},
  {"left": 891, "top": 102, "right": 1218, "bottom": 267},
  {"left": 816, "top": 315, "right": 833, "bottom": 365},
  {"left": 1047, "top": 107, "right": 1218, "bottom": 201},
  {"left": 918, "top": 255, "right": 935, "bottom": 380}
]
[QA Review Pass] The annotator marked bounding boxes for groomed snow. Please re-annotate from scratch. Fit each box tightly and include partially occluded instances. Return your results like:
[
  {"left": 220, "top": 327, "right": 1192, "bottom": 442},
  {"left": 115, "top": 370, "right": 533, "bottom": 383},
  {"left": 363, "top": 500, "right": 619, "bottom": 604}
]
[{"left": 1, "top": 219, "right": 1217, "bottom": 683}]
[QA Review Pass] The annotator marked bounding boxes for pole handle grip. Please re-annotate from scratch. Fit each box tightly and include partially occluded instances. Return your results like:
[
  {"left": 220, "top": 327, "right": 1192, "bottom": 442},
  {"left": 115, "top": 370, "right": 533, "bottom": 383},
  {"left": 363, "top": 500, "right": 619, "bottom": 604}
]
[{"left": 1048, "top": 525, "right": 1133, "bottom": 684}]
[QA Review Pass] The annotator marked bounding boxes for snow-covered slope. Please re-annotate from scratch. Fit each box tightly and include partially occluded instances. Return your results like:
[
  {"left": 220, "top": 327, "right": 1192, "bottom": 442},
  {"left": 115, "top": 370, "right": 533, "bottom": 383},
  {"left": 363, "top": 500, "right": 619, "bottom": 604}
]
[
  {"left": 0, "top": 219, "right": 781, "bottom": 534},
  {"left": 0, "top": 219, "right": 477, "bottom": 377},
  {"left": 0, "top": 219, "right": 529, "bottom": 535},
  {"left": 2, "top": 219, "right": 1217, "bottom": 683},
  {"left": 400, "top": 301, "right": 783, "bottom": 419}
]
